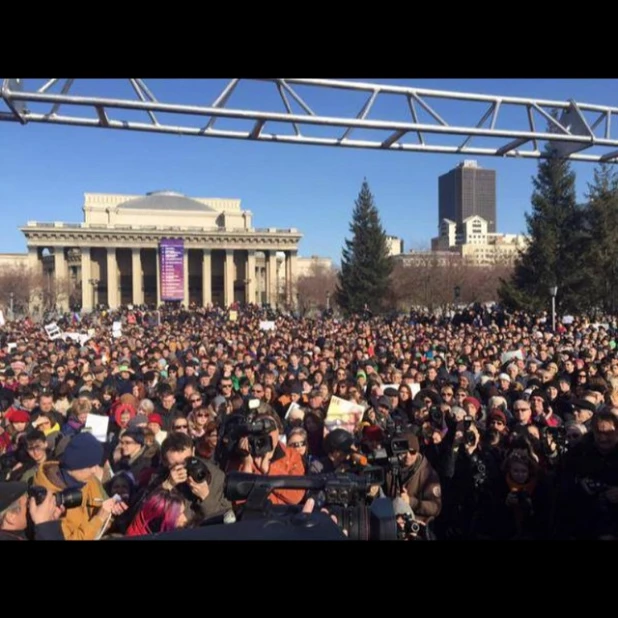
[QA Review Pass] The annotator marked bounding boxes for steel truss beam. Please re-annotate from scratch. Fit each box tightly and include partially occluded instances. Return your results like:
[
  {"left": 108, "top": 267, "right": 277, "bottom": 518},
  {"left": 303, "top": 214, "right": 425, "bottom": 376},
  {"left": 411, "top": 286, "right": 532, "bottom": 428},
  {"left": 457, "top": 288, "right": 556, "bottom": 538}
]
[{"left": 2, "top": 77, "right": 618, "bottom": 162}]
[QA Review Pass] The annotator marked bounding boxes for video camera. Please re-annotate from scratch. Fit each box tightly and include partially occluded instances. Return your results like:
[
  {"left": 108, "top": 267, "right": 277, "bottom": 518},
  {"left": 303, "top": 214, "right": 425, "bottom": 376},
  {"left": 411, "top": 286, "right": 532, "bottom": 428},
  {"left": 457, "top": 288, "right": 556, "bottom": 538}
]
[
  {"left": 366, "top": 436, "right": 409, "bottom": 468},
  {"left": 226, "top": 471, "right": 397, "bottom": 541},
  {"left": 218, "top": 411, "right": 277, "bottom": 464}
]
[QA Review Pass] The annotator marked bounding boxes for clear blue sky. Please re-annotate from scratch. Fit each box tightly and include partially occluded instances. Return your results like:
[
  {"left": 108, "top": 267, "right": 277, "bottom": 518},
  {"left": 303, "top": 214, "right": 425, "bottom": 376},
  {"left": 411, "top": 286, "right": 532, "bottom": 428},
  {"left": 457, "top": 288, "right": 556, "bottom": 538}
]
[{"left": 1, "top": 78, "right": 616, "bottom": 263}]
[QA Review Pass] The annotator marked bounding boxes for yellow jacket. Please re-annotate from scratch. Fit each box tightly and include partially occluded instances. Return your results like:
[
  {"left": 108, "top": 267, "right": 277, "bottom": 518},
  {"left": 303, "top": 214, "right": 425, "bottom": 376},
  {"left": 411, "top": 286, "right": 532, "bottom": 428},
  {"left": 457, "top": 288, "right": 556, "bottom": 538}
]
[{"left": 32, "top": 462, "right": 109, "bottom": 541}]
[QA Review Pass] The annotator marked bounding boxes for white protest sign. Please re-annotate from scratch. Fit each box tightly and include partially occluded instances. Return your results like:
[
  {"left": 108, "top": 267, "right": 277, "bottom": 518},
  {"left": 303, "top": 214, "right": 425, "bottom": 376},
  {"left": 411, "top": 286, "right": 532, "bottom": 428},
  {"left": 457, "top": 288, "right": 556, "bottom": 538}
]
[
  {"left": 44, "top": 322, "right": 63, "bottom": 340},
  {"left": 259, "top": 321, "right": 275, "bottom": 331},
  {"left": 64, "top": 332, "right": 91, "bottom": 346},
  {"left": 285, "top": 401, "right": 303, "bottom": 420},
  {"left": 501, "top": 350, "right": 523, "bottom": 365},
  {"left": 84, "top": 413, "right": 109, "bottom": 443},
  {"left": 325, "top": 396, "right": 365, "bottom": 434}
]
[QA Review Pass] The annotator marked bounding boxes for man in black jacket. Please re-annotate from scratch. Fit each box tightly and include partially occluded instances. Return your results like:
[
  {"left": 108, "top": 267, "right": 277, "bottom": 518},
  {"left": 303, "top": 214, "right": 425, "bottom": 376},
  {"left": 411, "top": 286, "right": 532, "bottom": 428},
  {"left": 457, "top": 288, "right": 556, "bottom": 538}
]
[
  {"left": 0, "top": 481, "right": 65, "bottom": 540},
  {"left": 136, "top": 432, "right": 231, "bottom": 524},
  {"left": 556, "top": 410, "right": 618, "bottom": 539}
]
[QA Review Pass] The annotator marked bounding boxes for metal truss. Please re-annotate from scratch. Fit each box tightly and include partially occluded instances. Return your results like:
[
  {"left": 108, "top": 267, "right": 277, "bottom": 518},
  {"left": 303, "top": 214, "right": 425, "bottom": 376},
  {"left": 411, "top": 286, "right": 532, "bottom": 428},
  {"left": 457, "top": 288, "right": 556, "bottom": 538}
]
[{"left": 2, "top": 77, "right": 618, "bottom": 162}]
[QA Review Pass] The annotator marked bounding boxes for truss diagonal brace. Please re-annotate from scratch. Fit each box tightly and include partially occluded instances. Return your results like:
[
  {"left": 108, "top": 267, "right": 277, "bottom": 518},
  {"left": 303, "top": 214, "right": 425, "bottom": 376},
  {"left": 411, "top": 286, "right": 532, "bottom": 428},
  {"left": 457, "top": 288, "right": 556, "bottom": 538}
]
[{"left": 3, "top": 78, "right": 618, "bottom": 164}]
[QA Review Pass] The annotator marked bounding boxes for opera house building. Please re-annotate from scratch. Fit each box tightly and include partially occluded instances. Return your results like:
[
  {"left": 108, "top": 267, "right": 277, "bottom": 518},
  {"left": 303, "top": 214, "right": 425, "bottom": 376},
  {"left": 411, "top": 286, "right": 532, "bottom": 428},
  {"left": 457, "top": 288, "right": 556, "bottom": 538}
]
[{"left": 14, "top": 191, "right": 303, "bottom": 311}]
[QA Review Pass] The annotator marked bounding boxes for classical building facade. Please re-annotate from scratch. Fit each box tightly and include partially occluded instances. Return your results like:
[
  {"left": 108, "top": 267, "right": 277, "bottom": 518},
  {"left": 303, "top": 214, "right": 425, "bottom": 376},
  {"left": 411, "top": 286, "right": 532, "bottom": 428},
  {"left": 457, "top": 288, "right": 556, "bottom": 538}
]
[{"left": 21, "top": 191, "right": 303, "bottom": 311}]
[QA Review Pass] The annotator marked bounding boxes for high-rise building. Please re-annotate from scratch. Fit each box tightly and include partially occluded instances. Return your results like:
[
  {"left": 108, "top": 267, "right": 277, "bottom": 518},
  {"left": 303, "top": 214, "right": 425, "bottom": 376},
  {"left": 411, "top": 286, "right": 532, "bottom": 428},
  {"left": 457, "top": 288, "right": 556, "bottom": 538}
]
[{"left": 438, "top": 160, "right": 496, "bottom": 233}]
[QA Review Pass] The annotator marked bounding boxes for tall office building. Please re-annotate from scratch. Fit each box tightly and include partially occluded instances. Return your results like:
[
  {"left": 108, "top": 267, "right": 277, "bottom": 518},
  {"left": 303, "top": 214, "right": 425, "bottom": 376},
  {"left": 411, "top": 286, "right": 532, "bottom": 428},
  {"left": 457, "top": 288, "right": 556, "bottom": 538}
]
[{"left": 438, "top": 160, "right": 496, "bottom": 233}]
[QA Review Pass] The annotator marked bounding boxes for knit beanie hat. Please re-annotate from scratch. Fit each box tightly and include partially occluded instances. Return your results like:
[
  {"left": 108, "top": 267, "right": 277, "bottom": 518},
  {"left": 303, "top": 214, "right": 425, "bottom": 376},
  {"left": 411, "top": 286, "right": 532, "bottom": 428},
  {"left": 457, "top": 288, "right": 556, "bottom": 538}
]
[
  {"left": 60, "top": 432, "right": 103, "bottom": 471},
  {"left": 122, "top": 427, "right": 145, "bottom": 446}
]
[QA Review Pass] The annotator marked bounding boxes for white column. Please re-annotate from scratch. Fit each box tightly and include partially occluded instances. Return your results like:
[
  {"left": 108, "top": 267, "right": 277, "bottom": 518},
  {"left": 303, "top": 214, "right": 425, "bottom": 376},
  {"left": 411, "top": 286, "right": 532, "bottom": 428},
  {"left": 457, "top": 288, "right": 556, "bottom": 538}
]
[
  {"left": 81, "top": 247, "right": 92, "bottom": 312},
  {"left": 27, "top": 247, "right": 42, "bottom": 316},
  {"left": 246, "top": 249, "right": 256, "bottom": 304},
  {"left": 287, "top": 250, "right": 298, "bottom": 306},
  {"left": 224, "top": 249, "right": 235, "bottom": 306},
  {"left": 156, "top": 247, "right": 162, "bottom": 307},
  {"left": 107, "top": 248, "right": 118, "bottom": 309},
  {"left": 266, "top": 250, "right": 277, "bottom": 307},
  {"left": 132, "top": 248, "right": 143, "bottom": 306},
  {"left": 202, "top": 249, "right": 212, "bottom": 306},
  {"left": 27, "top": 246, "right": 41, "bottom": 276},
  {"left": 54, "top": 247, "right": 69, "bottom": 311},
  {"left": 183, "top": 248, "right": 190, "bottom": 307}
]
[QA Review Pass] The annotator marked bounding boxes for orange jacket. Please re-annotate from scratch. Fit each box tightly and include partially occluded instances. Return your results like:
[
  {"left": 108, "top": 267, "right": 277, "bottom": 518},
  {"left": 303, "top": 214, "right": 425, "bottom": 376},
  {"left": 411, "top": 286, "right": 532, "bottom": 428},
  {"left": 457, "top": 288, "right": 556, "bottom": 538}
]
[{"left": 230, "top": 442, "right": 306, "bottom": 506}]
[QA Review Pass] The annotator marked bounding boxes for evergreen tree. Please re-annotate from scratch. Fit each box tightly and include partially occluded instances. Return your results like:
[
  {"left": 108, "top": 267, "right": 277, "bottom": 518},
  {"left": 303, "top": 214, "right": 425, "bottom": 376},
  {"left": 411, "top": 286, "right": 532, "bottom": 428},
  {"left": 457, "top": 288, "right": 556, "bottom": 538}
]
[
  {"left": 336, "top": 179, "right": 393, "bottom": 315},
  {"left": 499, "top": 139, "right": 587, "bottom": 314},
  {"left": 581, "top": 163, "right": 618, "bottom": 314}
]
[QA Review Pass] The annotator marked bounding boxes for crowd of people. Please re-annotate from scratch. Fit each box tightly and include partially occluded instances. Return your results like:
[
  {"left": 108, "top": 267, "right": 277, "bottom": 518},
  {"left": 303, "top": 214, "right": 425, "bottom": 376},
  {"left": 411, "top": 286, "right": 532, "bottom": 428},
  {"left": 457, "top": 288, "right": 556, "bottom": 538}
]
[{"left": 1, "top": 302, "right": 617, "bottom": 541}]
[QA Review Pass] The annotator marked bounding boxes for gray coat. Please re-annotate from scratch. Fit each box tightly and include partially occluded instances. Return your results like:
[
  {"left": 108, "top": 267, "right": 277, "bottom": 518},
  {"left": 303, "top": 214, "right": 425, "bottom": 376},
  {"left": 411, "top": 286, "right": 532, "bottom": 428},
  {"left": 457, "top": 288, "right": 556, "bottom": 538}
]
[{"left": 197, "top": 459, "right": 232, "bottom": 521}]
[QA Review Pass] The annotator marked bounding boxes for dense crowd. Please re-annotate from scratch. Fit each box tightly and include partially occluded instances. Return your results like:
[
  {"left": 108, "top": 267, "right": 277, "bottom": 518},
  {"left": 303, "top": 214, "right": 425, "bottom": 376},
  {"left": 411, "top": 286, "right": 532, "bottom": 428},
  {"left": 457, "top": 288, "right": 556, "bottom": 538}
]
[{"left": 1, "top": 303, "right": 617, "bottom": 540}]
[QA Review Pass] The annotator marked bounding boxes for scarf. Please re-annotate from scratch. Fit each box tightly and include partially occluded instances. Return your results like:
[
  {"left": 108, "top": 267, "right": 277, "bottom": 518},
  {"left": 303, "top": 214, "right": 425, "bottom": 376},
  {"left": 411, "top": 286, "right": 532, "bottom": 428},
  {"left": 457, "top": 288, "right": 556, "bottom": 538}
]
[{"left": 59, "top": 467, "right": 86, "bottom": 490}]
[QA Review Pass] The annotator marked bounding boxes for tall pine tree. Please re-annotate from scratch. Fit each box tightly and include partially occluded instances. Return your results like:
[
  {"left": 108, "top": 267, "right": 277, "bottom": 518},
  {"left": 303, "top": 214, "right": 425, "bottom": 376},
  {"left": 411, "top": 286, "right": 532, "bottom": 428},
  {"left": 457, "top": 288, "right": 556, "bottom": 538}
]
[
  {"left": 581, "top": 163, "right": 618, "bottom": 314},
  {"left": 499, "top": 139, "right": 587, "bottom": 314},
  {"left": 336, "top": 179, "right": 393, "bottom": 315}
]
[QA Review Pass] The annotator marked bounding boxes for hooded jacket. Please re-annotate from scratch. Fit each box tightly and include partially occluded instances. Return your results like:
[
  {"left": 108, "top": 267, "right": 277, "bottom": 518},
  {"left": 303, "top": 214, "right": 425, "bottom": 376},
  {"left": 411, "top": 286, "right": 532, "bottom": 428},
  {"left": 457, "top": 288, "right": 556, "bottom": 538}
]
[{"left": 32, "top": 462, "right": 109, "bottom": 541}]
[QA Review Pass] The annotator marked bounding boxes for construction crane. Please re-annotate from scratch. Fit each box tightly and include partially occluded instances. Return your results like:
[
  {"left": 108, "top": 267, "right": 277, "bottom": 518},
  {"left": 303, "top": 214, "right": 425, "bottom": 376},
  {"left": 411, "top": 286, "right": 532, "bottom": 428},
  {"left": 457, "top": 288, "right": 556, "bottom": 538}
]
[{"left": 2, "top": 78, "right": 617, "bottom": 163}]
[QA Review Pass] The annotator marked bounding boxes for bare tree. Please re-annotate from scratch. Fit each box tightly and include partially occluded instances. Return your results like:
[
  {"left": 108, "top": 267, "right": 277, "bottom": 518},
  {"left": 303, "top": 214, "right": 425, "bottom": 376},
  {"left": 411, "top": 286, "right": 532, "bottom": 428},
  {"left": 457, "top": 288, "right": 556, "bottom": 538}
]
[
  {"left": 295, "top": 263, "right": 339, "bottom": 315},
  {"left": 389, "top": 253, "right": 513, "bottom": 312},
  {"left": 0, "top": 266, "right": 73, "bottom": 318}
]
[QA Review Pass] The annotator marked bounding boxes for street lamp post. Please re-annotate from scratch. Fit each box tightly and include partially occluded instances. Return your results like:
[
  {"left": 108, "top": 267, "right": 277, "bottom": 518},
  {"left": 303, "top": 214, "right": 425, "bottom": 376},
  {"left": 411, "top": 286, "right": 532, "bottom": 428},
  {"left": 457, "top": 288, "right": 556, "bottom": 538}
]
[
  {"left": 454, "top": 285, "right": 461, "bottom": 304},
  {"left": 326, "top": 291, "right": 331, "bottom": 311},
  {"left": 549, "top": 285, "right": 558, "bottom": 331},
  {"left": 9, "top": 292, "right": 14, "bottom": 320}
]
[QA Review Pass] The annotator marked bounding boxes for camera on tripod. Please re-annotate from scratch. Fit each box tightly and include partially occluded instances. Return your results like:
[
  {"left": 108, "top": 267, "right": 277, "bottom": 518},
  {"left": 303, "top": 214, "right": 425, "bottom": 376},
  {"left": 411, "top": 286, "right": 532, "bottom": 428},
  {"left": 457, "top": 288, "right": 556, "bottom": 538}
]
[{"left": 367, "top": 436, "right": 409, "bottom": 467}]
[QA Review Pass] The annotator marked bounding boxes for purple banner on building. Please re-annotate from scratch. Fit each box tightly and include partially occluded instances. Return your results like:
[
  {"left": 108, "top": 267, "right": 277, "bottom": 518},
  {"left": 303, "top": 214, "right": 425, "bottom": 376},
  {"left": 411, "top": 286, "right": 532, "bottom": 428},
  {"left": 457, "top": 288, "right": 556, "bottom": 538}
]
[{"left": 160, "top": 238, "right": 184, "bottom": 301}]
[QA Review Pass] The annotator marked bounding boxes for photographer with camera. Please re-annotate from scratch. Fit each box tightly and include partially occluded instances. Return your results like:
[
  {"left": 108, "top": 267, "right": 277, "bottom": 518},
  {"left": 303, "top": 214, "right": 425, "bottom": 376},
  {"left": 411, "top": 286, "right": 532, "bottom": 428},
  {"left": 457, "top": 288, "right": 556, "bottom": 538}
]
[
  {"left": 0, "top": 481, "right": 65, "bottom": 540},
  {"left": 138, "top": 432, "right": 231, "bottom": 523},
  {"left": 384, "top": 432, "right": 441, "bottom": 528},
  {"left": 32, "top": 432, "right": 129, "bottom": 540},
  {"left": 554, "top": 410, "right": 618, "bottom": 539},
  {"left": 309, "top": 428, "right": 358, "bottom": 476},
  {"left": 233, "top": 413, "right": 306, "bottom": 506},
  {"left": 440, "top": 416, "right": 501, "bottom": 539}
]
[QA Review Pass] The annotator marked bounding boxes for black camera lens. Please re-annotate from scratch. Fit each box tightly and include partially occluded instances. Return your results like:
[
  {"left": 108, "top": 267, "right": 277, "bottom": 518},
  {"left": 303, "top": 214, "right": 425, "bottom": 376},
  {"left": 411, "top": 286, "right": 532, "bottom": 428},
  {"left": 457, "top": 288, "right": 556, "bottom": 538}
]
[
  {"left": 28, "top": 485, "right": 48, "bottom": 506},
  {"left": 185, "top": 457, "right": 208, "bottom": 483},
  {"left": 58, "top": 488, "right": 83, "bottom": 509}
]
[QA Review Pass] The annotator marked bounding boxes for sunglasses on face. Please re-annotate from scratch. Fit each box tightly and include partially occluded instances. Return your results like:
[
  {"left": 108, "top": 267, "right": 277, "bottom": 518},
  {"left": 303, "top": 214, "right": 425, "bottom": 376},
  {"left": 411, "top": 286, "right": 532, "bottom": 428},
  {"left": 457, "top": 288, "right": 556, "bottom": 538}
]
[
  {"left": 288, "top": 440, "right": 306, "bottom": 448},
  {"left": 174, "top": 424, "right": 188, "bottom": 429}
]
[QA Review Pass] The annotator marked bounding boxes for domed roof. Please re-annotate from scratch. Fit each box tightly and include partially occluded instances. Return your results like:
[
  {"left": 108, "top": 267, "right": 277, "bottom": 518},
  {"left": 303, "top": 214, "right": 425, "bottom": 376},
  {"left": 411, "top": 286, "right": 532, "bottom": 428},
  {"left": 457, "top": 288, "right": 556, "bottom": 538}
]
[{"left": 118, "top": 191, "right": 214, "bottom": 212}]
